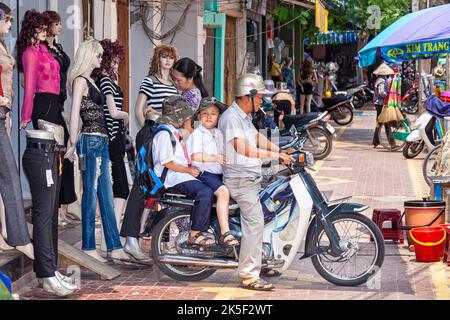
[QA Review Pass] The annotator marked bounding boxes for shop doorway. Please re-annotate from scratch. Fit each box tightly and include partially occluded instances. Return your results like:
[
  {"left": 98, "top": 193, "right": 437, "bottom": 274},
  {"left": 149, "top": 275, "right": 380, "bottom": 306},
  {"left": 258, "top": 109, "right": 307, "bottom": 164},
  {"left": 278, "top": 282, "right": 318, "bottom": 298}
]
[
  {"left": 117, "top": 0, "right": 130, "bottom": 113},
  {"left": 224, "top": 16, "right": 236, "bottom": 105},
  {"left": 203, "top": 28, "right": 216, "bottom": 98}
]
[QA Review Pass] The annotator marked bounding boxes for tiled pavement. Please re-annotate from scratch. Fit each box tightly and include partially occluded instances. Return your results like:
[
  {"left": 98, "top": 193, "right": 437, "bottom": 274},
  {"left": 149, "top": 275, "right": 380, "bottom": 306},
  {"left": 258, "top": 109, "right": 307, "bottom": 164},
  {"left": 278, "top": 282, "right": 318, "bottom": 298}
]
[{"left": 19, "top": 108, "right": 450, "bottom": 300}]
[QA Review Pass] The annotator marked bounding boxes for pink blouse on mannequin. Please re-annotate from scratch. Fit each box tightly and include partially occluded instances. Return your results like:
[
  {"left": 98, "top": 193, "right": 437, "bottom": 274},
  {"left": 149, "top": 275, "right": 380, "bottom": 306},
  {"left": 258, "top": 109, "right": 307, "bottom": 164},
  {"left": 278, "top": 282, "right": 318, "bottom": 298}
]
[{"left": 20, "top": 43, "right": 60, "bottom": 124}]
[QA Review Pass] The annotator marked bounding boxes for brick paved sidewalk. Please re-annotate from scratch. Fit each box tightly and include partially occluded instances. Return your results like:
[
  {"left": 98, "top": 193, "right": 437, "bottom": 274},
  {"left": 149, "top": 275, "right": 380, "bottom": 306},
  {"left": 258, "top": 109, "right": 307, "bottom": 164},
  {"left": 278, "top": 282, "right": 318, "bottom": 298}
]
[{"left": 19, "top": 109, "right": 450, "bottom": 300}]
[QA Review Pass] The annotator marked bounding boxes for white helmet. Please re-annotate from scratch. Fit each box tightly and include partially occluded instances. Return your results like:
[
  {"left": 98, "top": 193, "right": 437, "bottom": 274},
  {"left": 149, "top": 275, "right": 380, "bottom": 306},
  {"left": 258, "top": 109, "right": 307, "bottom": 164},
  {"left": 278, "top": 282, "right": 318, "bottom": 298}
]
[{"left": 234, "top": 73, "right": 266, "bottom": 97}]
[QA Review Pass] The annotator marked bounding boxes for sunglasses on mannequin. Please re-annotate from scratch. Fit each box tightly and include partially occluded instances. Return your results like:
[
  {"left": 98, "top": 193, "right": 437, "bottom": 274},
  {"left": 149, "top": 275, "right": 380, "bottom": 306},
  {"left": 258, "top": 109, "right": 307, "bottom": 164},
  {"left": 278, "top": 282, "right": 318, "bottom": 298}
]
[{"left": 96, "top": 53, "right": 102, "bottom": 58}]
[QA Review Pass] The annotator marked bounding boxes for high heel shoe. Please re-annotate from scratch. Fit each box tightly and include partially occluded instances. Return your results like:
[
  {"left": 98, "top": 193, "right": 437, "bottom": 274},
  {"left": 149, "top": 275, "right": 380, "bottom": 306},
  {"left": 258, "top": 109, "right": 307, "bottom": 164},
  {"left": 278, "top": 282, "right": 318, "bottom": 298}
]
[{"left": 41, "top": 277, "right": 75, "bottom": 297}]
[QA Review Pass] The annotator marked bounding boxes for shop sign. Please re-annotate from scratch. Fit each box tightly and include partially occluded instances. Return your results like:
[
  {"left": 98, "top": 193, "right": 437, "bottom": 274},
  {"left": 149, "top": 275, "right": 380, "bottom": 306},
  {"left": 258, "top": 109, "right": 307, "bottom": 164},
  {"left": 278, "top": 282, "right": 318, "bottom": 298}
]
[{"left": 382, "top": 39, "right": 450, "bottom": 62}]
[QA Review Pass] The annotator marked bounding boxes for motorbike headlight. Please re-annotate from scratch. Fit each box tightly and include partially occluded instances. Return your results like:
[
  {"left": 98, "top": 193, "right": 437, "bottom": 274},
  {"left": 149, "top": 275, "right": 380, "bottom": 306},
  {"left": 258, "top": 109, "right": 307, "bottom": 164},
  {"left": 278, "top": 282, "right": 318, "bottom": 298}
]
[{"left": 305, "top": 151, "right": 315, "bottom": 167}]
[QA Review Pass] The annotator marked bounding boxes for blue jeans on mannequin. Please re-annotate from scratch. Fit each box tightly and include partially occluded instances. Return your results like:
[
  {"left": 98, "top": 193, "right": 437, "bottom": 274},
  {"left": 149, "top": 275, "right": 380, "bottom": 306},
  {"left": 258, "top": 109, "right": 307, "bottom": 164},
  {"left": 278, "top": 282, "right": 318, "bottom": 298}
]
[{"left": 77, "top": 134, "right": 122, "bottom": 251}]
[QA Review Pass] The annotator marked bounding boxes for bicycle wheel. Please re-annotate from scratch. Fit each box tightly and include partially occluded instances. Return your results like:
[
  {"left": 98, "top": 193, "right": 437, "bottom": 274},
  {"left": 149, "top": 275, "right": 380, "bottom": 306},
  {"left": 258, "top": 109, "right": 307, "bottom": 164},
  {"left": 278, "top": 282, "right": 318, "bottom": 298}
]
[
  {"left": 423, "top": 145, "right": 441, "bottom": 187},
  {"left": 377, "top": 123, "right": 407, "bottom": 151}
]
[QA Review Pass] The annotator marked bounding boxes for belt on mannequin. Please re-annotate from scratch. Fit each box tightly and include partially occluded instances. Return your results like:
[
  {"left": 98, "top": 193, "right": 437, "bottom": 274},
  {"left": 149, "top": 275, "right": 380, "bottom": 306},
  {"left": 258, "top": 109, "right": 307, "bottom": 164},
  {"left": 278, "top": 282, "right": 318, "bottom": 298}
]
[{"left": 26, "top": 141, "right": 58, "bottom": 152}]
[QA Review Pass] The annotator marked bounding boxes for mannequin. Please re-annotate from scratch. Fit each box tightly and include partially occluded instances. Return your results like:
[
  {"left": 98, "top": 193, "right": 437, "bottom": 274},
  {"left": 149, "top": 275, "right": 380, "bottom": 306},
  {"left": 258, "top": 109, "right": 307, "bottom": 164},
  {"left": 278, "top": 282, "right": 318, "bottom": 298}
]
[
  {"left": 120, "top": 44, "right": 179, "bottom": 261},
  {"left": 92, "top": 39, "right": 129, "bottom": 253},
  {"left": 65, "top": 39, "right": 129, "bottom": 264},
  {"left": 43, "top": 10, "right": 77, "bottom": 225},
  {"left": 0, "top": 3, "right": 34, "bottom": 259},
  {"left": 23, "top": 128, "right": 76, "bottom": 297}
]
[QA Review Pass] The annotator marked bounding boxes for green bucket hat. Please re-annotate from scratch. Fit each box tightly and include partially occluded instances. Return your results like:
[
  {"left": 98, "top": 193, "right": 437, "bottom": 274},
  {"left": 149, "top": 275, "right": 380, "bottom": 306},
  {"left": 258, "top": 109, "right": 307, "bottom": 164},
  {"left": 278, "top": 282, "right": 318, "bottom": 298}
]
[
  {"left": 194, "top": 97, "right": 228, "bottom": 120},
  {"left": 158, "top": 95, "right": 195, "bottom": 125}
]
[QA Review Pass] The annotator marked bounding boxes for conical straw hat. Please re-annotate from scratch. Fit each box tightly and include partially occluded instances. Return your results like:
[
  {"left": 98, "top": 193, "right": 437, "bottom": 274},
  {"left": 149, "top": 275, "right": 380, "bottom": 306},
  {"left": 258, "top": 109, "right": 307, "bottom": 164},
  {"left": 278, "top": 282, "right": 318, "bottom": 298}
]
[{"left": 373, "top": 63, "right": 395, "bottom": 76}]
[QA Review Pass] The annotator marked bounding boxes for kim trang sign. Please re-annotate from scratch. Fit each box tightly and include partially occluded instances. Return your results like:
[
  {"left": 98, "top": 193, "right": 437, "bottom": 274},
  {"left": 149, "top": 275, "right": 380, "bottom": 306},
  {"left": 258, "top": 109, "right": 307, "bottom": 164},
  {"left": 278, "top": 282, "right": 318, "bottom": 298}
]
[{"left": 382, "top": 39, "right": 450, "bottom": 62}]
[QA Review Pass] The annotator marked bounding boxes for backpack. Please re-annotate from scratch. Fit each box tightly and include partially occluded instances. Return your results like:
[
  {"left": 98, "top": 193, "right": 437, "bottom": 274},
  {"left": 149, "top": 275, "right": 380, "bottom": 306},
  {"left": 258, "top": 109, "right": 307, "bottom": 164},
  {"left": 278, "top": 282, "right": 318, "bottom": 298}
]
[{"left": 135, "top": 125, "right": 176, "bottom": 198}]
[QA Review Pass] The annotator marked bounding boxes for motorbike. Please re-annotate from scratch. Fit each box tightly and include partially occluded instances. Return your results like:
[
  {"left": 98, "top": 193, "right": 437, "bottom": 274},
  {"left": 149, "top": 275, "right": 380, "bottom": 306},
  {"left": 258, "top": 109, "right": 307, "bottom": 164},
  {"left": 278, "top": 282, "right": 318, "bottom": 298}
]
[
  {"left": 256, "top": 99, "right": 335, "bottom": 160},
  {"left": 403, "top": 111, "right": 437, "bottom": 159},
  {"left": 333, "top": 83, "right": 374, "bottom": 109},
  {"left": 400, "top": 82, "right": 419, "bottom": 115},
  {"left": 147, "top": 150, "right": 385, "bottom": 286},
  {"left": 403, "top": 95, "right": 446, "bottom": 159},
  {"left": 311, "top": 94, "right": 355, "bottom": 126}
]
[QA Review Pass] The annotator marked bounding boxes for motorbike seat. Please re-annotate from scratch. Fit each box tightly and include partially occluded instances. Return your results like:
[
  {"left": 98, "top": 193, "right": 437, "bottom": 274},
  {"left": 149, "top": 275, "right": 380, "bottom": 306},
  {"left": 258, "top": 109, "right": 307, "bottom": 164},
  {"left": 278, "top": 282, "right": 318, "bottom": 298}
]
[
  {"left": 321, "top": 95, "right": 352, "bottom": 108},
  {"left": 161, "top": 192, "right": 240, "bottom": 214},
  {"left": 283, "top": 112, "right": 321, "bottom": 128}
]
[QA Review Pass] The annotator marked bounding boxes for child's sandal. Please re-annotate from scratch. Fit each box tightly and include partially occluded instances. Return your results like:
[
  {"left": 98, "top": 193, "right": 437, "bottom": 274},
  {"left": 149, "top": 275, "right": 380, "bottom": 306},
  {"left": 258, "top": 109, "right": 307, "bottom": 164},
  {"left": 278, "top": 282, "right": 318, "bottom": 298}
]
[
  {"left": 219, "top": 231, "right": 239, "bottom": 247},
  {"left": 188, "top": 232, "right": 215, "bottom": 247}
]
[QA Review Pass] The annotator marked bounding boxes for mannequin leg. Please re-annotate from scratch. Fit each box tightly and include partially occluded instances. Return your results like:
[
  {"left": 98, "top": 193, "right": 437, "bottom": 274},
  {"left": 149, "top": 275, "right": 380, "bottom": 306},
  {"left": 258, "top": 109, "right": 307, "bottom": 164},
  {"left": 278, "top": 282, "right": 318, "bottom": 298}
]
[
  {"left": 100, "top": 198, "right": 125, "bottom": 252},
  {"left": 140, "top": 207, "right": 151, "bottom": 234}
]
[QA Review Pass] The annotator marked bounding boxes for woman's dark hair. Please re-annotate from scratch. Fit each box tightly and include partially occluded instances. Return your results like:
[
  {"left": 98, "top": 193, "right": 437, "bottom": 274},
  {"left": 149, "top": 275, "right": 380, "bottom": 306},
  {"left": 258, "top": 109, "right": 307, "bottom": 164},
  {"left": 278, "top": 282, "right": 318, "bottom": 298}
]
[
  {"left": 0, "top": 3, "right": 12, "bottom": 19},
  {"left": 92, "top": 39, "right": 125, "bottom": 81},
  {"left": 43, "top": 10, "right": 61, "bottom": 36},
  {"left": 15, "top": 10, "right": 47, "bottom": 72},
  {"left": 173, "top": 57, "right": 208, "bottom": 98},
  {"left": 299, "top": 59, "right": 314, "bottom": 81}
]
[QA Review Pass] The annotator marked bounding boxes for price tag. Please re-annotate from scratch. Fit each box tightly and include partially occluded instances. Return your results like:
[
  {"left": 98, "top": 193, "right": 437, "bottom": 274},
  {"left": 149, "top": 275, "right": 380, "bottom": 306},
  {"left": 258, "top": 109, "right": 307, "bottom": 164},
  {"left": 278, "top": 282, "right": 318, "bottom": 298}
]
[{"left": 46, "top": 169, "right": 54, "bottom": 187}]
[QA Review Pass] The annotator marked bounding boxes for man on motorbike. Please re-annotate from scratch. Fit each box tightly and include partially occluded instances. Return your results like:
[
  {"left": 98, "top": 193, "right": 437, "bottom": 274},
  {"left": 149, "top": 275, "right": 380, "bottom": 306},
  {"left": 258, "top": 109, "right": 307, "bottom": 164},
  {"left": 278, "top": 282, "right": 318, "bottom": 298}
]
[{"left": 218, "top": 73, "right": 294, "bottom": 291}]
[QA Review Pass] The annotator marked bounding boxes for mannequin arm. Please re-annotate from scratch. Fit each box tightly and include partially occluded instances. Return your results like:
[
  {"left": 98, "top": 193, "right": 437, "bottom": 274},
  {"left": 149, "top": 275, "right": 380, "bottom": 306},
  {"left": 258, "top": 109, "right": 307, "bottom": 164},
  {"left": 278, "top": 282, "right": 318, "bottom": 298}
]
[
  {"left": 68, "top": 77, "right": 86, "bottom": 146},
  {"left": 21, "top": 48, "right": 39, "bottom": 124},
  {"left": 135, "top": 93, "right": 148, "bottom": 128},
  {"left": 105, "top": 94, "right": 129, "bottom": 126}
]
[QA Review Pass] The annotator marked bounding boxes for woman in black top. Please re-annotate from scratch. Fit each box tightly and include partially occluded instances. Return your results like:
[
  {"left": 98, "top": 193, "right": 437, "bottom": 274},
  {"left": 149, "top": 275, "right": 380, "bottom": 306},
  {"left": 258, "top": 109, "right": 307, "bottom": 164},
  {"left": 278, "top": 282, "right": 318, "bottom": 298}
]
[
  {"left": 92, "top": 39, "right": 130, "bottom": 251},
  {"left": 43, "top": 11, "right": 77, "bottom": 215}
]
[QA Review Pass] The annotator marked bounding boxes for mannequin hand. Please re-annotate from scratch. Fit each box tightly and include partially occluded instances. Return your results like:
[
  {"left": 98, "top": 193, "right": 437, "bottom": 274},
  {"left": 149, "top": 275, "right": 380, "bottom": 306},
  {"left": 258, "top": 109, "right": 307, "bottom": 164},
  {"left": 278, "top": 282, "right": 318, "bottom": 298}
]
[
  {"left": 19, "top": 122, "right": 28, "bottom": 130},
  {"left": 123, "top": 116, "right": 129, "bottom": 127},
  {"left": 64, "top": 145, "right": 76, "bottom": 163}
]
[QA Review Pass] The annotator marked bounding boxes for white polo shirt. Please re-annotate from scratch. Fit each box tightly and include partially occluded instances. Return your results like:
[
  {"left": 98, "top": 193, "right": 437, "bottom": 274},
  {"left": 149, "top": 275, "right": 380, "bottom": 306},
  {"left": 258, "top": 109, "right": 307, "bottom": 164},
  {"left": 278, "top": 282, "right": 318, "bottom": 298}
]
[
  {"left": 152, "top": 124, "right": 197, "bottom": 188},
  {"left": 218, "top": 101, "right": 262, "bottom": 178},
  {"left": 185, "top": 124, "right": 224, "bottom": 174}
]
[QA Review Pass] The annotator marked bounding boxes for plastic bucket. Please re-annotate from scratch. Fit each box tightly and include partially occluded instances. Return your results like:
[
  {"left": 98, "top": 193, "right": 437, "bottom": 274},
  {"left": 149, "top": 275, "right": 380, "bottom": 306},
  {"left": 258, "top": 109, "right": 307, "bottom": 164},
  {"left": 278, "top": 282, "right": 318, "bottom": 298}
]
[
  {"left": 410, "top": 227, "right": 446, "bottom": 262},
  {"left": 403, "top": 200, "right": 446, "bottom": 246}
]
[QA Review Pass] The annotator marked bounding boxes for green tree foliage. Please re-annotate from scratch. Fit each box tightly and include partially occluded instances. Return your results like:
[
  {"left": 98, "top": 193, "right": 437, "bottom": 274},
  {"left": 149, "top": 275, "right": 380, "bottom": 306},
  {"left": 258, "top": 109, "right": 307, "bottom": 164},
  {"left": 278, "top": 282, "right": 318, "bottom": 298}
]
[{"left": 271, "top": 0, "right": 411, "bottom": 41}]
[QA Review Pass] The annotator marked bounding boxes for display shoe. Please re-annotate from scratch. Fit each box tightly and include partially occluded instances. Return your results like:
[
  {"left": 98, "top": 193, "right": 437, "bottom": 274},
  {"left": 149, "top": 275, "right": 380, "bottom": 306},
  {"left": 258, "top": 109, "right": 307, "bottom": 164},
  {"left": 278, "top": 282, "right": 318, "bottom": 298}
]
[
  {"left": 56, "top": 271, "right": 77, "bottom": 285},
  {"left": 124, "top": 237, "right": 150, "bottom": 261},
  {"left": 38, "top": 272, "right": 76, "bottom": 288},
  {"left": 55, "top": 272, "right": 79, "bottom": 291},
  {"left": 16, "top": 243, "right": 34, "bottom": 260},
  {"left": 110, "top": 249, "right": 133, "bottom": 265},
  {"left": 0, "top": 234, "right": 13, "bottom": 251},
  {"left": 41, "top": 277, "right": 75, "bottom": 297},
  {"left": 83, "top": 249, "right": 107, "bottom": 263}
]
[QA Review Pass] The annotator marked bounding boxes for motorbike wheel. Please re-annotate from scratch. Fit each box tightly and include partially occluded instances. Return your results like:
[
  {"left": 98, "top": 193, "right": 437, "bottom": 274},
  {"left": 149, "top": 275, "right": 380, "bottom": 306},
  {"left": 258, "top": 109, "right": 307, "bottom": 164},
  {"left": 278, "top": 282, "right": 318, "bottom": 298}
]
[
  {"left": 402, "top": 141, "right": 425, "bottom": 159},
  {"left": 332, "top": 105, "right": 353, "bottom": 126},
  {"left": 423, "top": 145, "right": 441, "bottom": 187},
  {"left": 352, "top": 93, "right": 365, "bottom": 109},
  {"left": 311, "top": 213, "right": 385, "bottom": 287},
  {"left": 300, "top": 127, "right": 333, "bottom": 160},
  {"left": 151, "top": 210, "right": 217, "bottom": 281}
]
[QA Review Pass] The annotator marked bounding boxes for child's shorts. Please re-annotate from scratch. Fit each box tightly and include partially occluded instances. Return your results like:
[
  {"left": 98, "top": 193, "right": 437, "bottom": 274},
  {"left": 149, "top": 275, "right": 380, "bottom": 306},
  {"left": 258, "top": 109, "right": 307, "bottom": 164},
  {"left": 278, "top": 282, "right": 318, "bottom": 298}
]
[{"left": 197, "top": 171, "right": 224, "bottom": 192}]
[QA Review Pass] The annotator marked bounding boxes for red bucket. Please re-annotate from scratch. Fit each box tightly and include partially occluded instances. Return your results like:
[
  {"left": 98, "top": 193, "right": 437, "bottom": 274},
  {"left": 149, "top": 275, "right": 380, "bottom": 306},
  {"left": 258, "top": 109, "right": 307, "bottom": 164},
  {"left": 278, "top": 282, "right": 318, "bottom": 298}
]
[{"left": 410, "top": 227, "right": 446, "bottom": 262}]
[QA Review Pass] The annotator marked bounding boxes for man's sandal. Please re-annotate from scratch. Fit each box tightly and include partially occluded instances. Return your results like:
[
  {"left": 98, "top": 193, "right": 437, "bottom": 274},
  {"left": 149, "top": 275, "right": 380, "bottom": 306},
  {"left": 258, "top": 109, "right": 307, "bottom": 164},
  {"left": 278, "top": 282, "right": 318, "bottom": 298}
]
[
  {"left": 241, "top": 278, "right": 274, "bottom": 291},
  {"left": 188, "top": 231, "right": 215, "bottom": 246},
  {"left": 219, "top": 231, "right": 239, "bottom": 247},
  {"left": 260, "top": 267, "right": 282, "bottom": 277}
]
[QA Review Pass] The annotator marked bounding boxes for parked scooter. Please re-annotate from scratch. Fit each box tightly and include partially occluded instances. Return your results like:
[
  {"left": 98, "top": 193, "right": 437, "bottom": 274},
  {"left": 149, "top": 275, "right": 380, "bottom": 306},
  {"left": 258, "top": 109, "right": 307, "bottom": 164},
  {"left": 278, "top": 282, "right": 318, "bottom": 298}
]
[
  {"left": 311, "top": 94, "right": 355, "bottom": 126},
  {"left": 256, "top": 99, "right": 335, "bottom": 160},
  {"left": 403, "top": 95, "right": 446, "bottom": 159},
  {"left": 148, "top": 150, "right": 385, "bottom": 286}
]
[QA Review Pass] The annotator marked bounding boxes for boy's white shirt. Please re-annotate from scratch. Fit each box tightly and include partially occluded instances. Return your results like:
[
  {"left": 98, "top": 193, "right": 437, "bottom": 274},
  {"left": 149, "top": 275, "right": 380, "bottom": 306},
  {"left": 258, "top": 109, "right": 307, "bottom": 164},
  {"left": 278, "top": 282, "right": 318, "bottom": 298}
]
[
  {"left": 185, "top": 123, "right": 224, "bottom": 174},
  {"left": 152, "top": 124, "right": 197, "bottom": 188}
]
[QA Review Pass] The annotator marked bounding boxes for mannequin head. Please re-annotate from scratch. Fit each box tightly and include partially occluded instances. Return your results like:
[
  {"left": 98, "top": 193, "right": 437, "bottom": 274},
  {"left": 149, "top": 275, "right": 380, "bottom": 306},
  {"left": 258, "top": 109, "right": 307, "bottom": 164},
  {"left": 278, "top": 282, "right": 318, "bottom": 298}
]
[
  {"left": 149, "top": 44, "right": 179, "bottom": 77},
  {"left": 172, "top": 57, "right": 208, "bottom": 97},
  {"left": 16, "top": 10, "right": 48, "bottom": 72},
  {"left": 43, "top": 11, "right": 62, "bottom": 38},
  {"left": 68, "top": 39, "right": 103, "bottom": 95},
  {"left": 92, "top": 39, "right": 125, "bottom": 81},
  {"left": 0, "top": 3, "right": 13, "bottom": 36}
]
